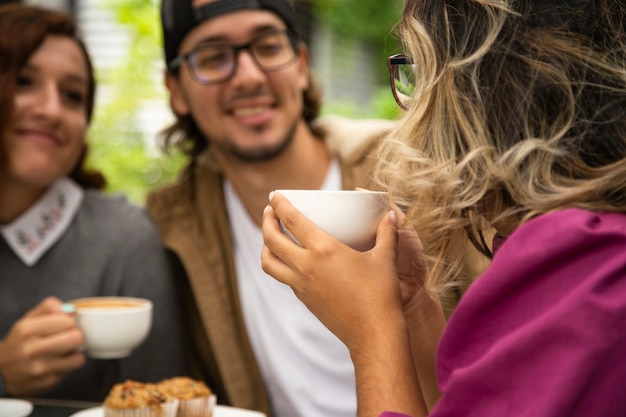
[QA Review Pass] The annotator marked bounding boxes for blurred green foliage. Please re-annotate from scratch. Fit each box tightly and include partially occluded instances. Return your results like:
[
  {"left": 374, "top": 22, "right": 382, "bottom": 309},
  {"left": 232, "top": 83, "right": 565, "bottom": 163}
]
[
  {"left": 86, "top": 0, "right": 187, "bottom": 205},
  {"left": 86, "top": 0, "right": 402, "bottom": 204},
  {"left": 322, "top": 86, "right": 404, "bottom": 121},
  {"left": 314, "top": 0, "right": 404, "bottom": 119},
  {"left": 313, "top": 0, "right": 403, "bottom": 77}
]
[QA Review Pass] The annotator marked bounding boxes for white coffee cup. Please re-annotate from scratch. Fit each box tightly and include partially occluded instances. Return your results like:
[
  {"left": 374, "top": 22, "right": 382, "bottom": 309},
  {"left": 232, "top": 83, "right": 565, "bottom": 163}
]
[
  {"left": 67, "top": 296, "right": 153, "bottom": 359},
  {"left": 275, "top": 190, "right": 389, "bottom": 251}
]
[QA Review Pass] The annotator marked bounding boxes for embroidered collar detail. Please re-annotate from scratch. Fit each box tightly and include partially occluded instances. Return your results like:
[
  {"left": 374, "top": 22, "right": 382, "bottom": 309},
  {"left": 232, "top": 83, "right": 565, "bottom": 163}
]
[{"left": 1, "top": 178, "right": 84, "bottom": 266}]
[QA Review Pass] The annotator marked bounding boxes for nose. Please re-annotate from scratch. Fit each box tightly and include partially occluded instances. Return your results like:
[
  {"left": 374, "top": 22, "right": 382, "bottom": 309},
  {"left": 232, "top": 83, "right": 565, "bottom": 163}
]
[
  {"left": 33, "top": 84, "right": 63, "bottom": 121},
  {"left": 229, "top": 49, "right": 267, "bottom": 88}
]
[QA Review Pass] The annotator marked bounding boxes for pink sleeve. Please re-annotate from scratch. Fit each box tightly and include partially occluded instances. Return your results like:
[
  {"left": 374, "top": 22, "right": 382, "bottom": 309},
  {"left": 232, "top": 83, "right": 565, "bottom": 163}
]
[{"left": 431, "top": 209, "right": 626, "bottom": 417}]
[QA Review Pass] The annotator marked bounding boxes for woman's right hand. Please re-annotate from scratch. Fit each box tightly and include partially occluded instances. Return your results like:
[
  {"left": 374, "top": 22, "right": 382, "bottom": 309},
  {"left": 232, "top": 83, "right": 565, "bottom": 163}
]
[{"left": 0, "top": 296, "right": 85, "bottom": 396}]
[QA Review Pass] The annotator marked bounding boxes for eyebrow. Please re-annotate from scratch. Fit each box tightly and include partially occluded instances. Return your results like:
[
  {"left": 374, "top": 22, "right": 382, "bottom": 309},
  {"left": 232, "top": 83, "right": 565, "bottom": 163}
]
[
  {"left": 20, "top": 64, "right": 88, "bottom": 86},
  {"left": 65, "top": 73, "right": 89, "bottom": 84},
  {"left": 191, "top": 24, "right": 287, "bottom": 49},
  {"left": 22, "top": 62, "right": 87, "bottom": 78}
]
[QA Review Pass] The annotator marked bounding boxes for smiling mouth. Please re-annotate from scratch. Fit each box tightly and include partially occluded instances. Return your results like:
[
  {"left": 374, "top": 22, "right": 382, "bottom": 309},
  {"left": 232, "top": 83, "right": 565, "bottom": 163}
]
[
  {"left": 233, "top": 105, "right": 270, "bottom": 117},
  {"left": 18, "top": 129, "right": 62, "bottom": 146}
]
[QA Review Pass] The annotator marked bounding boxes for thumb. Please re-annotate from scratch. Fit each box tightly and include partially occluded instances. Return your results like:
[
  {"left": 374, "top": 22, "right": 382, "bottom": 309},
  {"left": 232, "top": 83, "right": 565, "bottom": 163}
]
[{"left": 373, "top": 211, "right": 399, "bottom": 257}]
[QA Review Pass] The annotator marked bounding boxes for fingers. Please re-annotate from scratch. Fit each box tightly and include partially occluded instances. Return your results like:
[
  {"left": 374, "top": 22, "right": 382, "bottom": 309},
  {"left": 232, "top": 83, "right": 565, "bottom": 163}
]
[
  {"left": 373, "top": 211, "right": 400, "bottom": 259},
  {"left": 269, "top": 191, "right": 339, "bottom": 251},
  {"left": 262, "top": 201, "right": 298, "bottom": 251},
  {"left": 0, "top": 310, "right": 85, "bottom": 396},
  {"left": 28, "top": 324, "right": 84, "bottom": 357},
  {"left": 18, "top": 308, "right": 80, "bottom": 341},
  {"left": 6, "top": 303, "right": 83, "bottom": 358},
  {"left": 20, "top": 348, "right": 86, "bottom": 379},
  {"left": 40, "top": 350, "right": 86, "bottom": 373},
  {"left": 261, "top": 245, "right": 299, "bottom": 286},
  {"left": 24, "top": 296, "right": 64, "bottom": 318},
  {"left": 262, "top": 190, "right": 408, "bottom": 349},
  {"left": 3, "top": 350, "right": 85, "bottom": 396},
  {"left": 261, "top": 202, "right": 305, "bottom": 286}
]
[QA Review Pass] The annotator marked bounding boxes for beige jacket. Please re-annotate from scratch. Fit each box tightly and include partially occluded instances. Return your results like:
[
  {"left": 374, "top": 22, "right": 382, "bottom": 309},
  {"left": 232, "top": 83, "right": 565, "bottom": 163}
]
[{"left": 146, "top": 115, "right": 397, "bottom": 416}]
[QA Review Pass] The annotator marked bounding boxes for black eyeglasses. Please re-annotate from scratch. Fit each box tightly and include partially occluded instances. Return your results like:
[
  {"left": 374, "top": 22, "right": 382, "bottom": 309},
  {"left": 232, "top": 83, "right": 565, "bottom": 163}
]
[
  {"left": 169, "top": 29, "right": 299, "bottom": 85},
  {"left": 388, "top": 54, "right": 415, "bottom": 110}
]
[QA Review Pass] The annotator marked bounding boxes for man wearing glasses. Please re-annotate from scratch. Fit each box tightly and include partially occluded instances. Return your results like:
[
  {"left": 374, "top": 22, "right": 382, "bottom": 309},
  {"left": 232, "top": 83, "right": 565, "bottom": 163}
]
[{"left": 147, "top": 1, "right": 396, "bottom": 417}]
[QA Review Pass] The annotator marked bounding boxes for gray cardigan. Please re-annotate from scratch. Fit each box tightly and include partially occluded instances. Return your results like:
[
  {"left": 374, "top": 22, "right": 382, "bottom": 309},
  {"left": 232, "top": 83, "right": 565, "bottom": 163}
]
[{"left": 0, "top": 190, "right": 189, "bottom": 401}]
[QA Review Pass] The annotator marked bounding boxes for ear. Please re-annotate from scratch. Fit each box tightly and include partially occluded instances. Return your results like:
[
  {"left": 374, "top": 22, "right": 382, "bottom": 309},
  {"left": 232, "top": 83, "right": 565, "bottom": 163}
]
[
  {"left": 296, "top": 42, "right": 310, "bottom": 91},
  {"left": 164, "top": 70, "right": 190, "bottom": 116}
]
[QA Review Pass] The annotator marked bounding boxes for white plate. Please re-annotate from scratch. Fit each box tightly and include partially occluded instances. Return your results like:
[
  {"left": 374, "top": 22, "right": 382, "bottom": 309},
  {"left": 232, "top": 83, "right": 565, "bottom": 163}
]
[
  {"left": 70, "top": 404, "right": 266, "bottom": 417},
  {"left": 0, "top": 399, "right": 33, "bottom": 417}
]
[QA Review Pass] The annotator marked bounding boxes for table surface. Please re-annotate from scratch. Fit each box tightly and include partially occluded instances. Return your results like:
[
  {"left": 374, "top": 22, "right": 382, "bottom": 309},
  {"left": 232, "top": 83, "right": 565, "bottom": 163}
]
[
  {"left": 18, "top": 398, "right": 268, "bottom": 417},
  {"left": 25, "top": 398, "right": 100, "bottom": 417}
]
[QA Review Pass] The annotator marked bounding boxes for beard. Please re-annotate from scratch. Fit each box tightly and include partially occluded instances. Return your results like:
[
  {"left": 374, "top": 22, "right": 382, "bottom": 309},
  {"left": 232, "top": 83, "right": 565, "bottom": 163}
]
[{"left": 215, "top": 121, "right": 299, "bottom": 163}]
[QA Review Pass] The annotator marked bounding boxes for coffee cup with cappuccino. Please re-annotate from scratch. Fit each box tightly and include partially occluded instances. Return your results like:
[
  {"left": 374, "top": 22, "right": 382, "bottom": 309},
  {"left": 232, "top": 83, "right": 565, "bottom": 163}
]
[{"left": 66, "top": 296, "right": 153, "bottom": 359}]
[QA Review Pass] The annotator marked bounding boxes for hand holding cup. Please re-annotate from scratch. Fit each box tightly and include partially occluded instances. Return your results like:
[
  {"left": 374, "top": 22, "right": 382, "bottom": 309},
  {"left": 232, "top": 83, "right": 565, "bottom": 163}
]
[{"left": 67, "top": 296, "right": 153, "bottom": 359}]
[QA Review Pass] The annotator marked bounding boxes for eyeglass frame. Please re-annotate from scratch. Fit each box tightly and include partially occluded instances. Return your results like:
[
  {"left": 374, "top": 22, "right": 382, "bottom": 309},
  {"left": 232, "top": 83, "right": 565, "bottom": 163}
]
[
  {"left": 387, "top": 54, "right": 415, "bottom": 111},
  {"left": 168, "top": 29, "right": 301, "bottom": 85}
]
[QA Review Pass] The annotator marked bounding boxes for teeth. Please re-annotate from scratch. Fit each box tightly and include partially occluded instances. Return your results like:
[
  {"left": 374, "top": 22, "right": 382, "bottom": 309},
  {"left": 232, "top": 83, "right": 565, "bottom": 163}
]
[{"left": 234, "top": 106, "right": 268, "bottom": 116}]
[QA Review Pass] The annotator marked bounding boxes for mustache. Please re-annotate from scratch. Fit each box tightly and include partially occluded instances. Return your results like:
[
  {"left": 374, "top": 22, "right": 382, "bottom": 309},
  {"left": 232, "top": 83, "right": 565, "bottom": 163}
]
[{"left": 224, "top": 91, "right": 276, "bottom": 106}]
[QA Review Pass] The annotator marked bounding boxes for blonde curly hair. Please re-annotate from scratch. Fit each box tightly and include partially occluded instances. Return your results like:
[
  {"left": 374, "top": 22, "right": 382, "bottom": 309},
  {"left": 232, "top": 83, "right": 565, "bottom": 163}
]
[{"left": 376, "top": 0, "right": 626, "bottom": 303}]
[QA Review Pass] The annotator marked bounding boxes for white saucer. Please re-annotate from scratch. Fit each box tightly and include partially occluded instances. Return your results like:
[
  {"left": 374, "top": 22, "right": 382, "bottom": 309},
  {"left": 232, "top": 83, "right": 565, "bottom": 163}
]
[
  {"left": 70, "top": 404, "right": 265, "bottom": 417},
  {"left": 0, "top": 399, "right": 33, "bottom": 417}
]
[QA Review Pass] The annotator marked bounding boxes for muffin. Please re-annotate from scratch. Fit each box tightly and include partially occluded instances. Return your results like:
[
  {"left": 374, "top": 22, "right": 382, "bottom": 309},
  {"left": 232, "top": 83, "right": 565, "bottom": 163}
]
[
  {"left": 104, "top": 380, "right": 179, "bottom": 417},
  {"left": 158, "top": 377, "right": 216, "bottom": 417}
]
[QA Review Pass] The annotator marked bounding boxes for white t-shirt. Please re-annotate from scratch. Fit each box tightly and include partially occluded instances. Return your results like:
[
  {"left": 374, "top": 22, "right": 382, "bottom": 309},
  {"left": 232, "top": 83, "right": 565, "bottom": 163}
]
[{"left": 224, "top": 159, "right": 356, "bottom": 417}]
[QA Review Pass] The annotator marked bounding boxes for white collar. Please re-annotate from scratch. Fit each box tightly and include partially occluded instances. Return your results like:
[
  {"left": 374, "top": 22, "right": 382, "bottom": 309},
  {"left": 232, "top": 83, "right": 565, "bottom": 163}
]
[{"left": 1, "top": 178, "right": 84, "bottom": 267}]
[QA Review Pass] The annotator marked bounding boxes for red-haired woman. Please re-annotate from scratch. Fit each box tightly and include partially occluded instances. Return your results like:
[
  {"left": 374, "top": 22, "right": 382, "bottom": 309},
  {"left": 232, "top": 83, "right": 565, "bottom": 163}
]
[{"left": 0, "top": 4, "right": 188, "bottom": 401}]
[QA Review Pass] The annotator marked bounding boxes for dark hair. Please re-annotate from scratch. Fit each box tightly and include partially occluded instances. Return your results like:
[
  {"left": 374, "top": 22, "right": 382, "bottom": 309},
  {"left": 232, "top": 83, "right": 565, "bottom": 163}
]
[
  {"left": 0, "top": 3, "right": 105, "bottom": 189},
  {"left": 161, "top": 0, "right": 299, "bottom": 68}
]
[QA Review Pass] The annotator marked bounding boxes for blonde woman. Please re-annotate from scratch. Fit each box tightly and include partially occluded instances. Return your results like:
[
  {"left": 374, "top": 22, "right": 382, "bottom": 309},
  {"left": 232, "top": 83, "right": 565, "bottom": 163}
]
[{"left": 261, "top": 0, "right": 626, "bottom": 416}]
